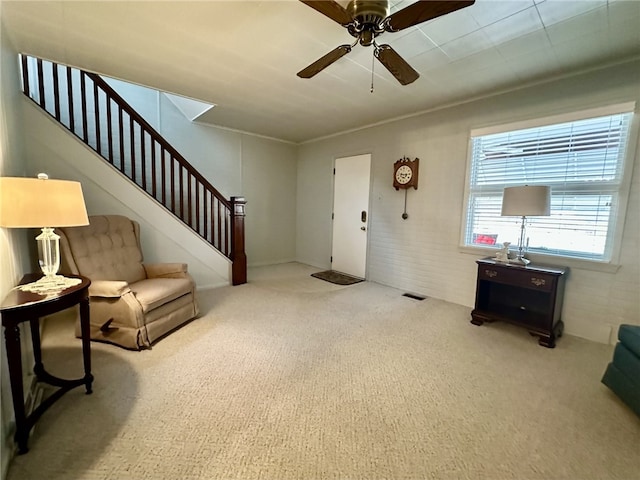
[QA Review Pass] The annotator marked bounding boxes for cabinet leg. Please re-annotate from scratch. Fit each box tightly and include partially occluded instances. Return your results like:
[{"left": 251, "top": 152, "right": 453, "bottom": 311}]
[
  {"left": 555, "top": 320, "right": 564, "bottom": 338},
  {"left": 470, "top": 311, "right": 492, "bottom": 326},
  {"left": 537, "top": 335, "right": 556, "bottom": 348},
  {"left": 536, "top": 321, "right": 564, "bottom": 348}
]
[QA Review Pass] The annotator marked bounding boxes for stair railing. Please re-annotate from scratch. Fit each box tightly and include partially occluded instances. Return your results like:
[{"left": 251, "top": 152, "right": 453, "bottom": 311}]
[{"left": 19, "top": 54, "right": 246, "bottom": 285}]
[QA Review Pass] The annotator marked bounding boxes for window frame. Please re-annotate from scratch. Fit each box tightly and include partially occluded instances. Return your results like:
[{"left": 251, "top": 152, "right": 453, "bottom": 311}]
[{"left": 460, "top": 102, "right": 638, "bottom": 270}]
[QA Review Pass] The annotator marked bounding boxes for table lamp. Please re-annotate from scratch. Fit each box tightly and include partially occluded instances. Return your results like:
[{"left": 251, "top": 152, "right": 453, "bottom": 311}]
[
  {"left": 0, "top": 173, "right": 89, "bottom": 292},
  {"left": 501, "top": 185, "right": 550, "bottom": 265}
]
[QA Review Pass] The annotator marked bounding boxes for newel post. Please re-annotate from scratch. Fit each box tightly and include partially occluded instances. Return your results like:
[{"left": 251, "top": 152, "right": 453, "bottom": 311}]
[{"left": 230, "top": 196, "right": 247, "bottom": 286}]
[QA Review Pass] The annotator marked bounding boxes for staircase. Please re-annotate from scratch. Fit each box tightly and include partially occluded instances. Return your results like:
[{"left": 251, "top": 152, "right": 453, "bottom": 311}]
[{"left": 19, "top": 54, "right": 246, "bottom": 285}]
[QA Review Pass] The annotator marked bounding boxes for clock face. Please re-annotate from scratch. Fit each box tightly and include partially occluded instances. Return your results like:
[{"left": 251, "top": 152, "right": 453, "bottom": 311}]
[{"left": 395, "top": 165, "right": 413, "bottom": 184}]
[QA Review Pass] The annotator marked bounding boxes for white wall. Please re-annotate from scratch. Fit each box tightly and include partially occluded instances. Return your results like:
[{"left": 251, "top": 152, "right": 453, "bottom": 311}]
[
  {"left": 241, "top": 134, "right": 297, "bottom": 266},
  {"left": 159, "top": 93, "right": 242, "bottom": 199},
  {"left": 297, "top": 59, "right": 640, "bottom": 344},
  {"left": 104, "top": 77, "right": 298, "bottom": 266},
  {"left": 0, "top": 10, "right": 34, "bottom": 477}
]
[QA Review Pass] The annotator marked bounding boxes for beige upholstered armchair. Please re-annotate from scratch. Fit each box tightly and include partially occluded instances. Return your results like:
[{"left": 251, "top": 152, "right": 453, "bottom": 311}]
[{"left": 58, "top": 215, "right": 199, "bottom": 349}]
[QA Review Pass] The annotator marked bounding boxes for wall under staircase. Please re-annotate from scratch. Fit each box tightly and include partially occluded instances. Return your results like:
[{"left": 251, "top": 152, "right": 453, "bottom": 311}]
[{"left": 22, "top": 99, "right": 231, "bottom": 289}]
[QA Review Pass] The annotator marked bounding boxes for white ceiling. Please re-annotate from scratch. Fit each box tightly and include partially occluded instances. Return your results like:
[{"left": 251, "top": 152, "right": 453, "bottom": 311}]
[{"left": 2, "top": 0, "right": 639, "bottom": 143}]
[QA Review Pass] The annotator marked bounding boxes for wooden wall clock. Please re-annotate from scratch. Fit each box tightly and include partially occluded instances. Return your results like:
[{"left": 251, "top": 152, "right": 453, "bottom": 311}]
[{"left": 393, "top": 157, "right": 419, "bottom": 190}]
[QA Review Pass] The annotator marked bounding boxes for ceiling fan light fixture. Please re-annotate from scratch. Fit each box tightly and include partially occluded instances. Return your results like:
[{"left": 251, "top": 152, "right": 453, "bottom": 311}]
[{"left": 359, "top": 29, "right": 374, "bottom": 46}]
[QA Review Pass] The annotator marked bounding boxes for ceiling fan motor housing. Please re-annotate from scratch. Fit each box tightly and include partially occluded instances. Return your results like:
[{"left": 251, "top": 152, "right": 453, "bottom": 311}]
[{"left": 348, "top": 0, "right": 389, "bottom": 45}]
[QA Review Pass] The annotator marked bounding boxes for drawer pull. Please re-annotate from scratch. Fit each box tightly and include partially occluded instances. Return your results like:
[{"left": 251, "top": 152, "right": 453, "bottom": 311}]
[
  {"left": 485, "top": 269, "right": 498, "bottom": 278},
  {"left": 531, "top": 277, "right": 546, "bottom": 287}
]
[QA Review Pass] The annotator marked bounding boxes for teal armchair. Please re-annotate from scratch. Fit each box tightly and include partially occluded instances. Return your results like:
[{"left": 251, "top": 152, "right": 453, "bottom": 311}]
[{"left": 601, "top": 324, "right": 640, "bottom": 417}]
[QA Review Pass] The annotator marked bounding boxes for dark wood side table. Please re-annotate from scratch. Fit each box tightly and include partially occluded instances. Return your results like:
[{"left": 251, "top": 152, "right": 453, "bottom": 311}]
[
  {"left": 471, "top": 258, "right": 568, "bottom": 348},
  {"left": 1, "top": 274, "right": 93, "bottom": 454}
]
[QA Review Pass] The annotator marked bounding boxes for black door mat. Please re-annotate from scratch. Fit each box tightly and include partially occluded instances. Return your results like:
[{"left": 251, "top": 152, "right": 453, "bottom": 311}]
[{"left": 311, "top": 270, "right": 364, "bottom": 286}]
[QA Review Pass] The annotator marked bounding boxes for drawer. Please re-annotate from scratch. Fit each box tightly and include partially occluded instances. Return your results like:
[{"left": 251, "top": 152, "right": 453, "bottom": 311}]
[{"left": 478, "top": 265, "right": 555, "bottom": 292}]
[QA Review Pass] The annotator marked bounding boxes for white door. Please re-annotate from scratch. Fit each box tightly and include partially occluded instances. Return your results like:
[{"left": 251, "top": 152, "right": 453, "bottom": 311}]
[{"left": 332, "top": 154, "right": 371, "bottom": 278}]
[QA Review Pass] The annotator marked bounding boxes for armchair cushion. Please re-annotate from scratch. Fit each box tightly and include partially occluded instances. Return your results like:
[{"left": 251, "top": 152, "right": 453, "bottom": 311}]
[{"left": 130, "top": 278, "right": 194, "bottom": 313}]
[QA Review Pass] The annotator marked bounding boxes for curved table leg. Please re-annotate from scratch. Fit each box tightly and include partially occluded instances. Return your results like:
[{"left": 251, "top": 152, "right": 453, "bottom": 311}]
[
  {"left": 4, "top": 322, "right": 29, "bottom": 454},
  {"left": 79, "top": 298, "right": 93, "bottom": 394}
]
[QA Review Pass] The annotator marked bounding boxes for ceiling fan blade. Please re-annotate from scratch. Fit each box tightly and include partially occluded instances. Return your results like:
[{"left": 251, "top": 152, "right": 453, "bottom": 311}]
[
  {"left": 299, "top": 0, "right": 353, "bottom": 26},
  {"left": 374, "top": 45, "right": 419, "bottom": 85},
  {"left": 297, "top": 45, "right": 352, "bottom": 79},
  {"left": 385, "top": 0, "right": 475, "bottom": 32}
]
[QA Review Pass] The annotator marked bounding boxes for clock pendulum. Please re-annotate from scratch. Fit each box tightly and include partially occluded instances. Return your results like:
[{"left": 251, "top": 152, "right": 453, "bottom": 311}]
[{"left": 402, "top": 189, "right": 409, "bottom": 220}]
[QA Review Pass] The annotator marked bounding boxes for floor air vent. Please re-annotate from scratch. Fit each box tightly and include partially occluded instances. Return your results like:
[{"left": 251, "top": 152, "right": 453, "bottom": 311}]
[{"left": 403, "top": 293, "right": 426, "bottom": 301}]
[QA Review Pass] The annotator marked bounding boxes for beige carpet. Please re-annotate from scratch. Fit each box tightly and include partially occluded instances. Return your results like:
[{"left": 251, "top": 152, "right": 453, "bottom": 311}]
[{"left": 6, "top": 262, "right": 640, "bottom": 480}]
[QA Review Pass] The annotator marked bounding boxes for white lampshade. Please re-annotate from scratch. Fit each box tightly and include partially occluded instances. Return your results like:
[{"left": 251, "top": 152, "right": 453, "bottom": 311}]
[
  {"left": 501, "top": 185, "right": 551, "bottom": 217},
  {"left": 0, "top": 174, "right": 89, "bottom": 228}
]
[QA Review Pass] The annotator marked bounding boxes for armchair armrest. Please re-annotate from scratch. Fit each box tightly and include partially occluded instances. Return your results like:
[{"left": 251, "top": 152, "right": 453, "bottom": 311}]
[
  {"left": 144, "top": 263, "right": 188, "bottom": 279},
  {"left": 89, "top": 280, "right": 131, "bottom": 298}
]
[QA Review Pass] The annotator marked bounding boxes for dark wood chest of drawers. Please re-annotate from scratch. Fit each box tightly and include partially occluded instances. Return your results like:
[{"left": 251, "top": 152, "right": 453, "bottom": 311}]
[{"left": 471, "top": 258, "right": 568, "bottom": 348}]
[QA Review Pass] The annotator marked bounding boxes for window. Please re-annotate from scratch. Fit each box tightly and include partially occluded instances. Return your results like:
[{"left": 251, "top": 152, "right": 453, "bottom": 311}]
[{"left": 463, "top": 103, "right": 636, "bottom": 262}]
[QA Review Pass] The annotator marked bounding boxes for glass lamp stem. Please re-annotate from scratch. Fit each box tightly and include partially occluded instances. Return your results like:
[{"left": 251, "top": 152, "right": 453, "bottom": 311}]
[
  {"left": 36, "top": 227, "right": 61, "bottom": 278},
  {"left": 514, "top": 215, "right": 530, "bottom": 265}
]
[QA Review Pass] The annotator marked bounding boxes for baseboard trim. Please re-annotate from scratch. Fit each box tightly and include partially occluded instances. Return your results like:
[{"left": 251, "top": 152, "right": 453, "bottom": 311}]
[
  {"left": 196, "top": 281, "right": 229, "bottom": 291},
  {"left": 248, "top": 258, "right": 297, "bottom": 268}
]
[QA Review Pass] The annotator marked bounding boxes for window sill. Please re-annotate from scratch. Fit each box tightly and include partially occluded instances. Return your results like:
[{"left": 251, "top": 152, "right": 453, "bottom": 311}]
[{"left": 458, "top": 246, "right": 621, "bottom": 274}]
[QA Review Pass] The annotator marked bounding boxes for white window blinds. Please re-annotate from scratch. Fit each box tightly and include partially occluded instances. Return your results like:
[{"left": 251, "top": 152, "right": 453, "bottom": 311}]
[{"left": 464, "top": 105, "right": 635, "bottom": 261}]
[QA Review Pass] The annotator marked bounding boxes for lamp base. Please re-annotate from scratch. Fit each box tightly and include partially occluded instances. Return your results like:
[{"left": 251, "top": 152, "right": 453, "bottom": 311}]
[
  {"left": 510, "top": 256, "right": 531, "bottom": 265},
  {"left": 19, "top": 275, "right": 82, "bottom": 295}
]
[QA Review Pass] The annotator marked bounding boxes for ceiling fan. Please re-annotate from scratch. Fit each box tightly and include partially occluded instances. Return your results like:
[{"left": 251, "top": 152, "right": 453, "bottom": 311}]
[{"left": 297, "top": 0, "right": 475, "bottom": 86}]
